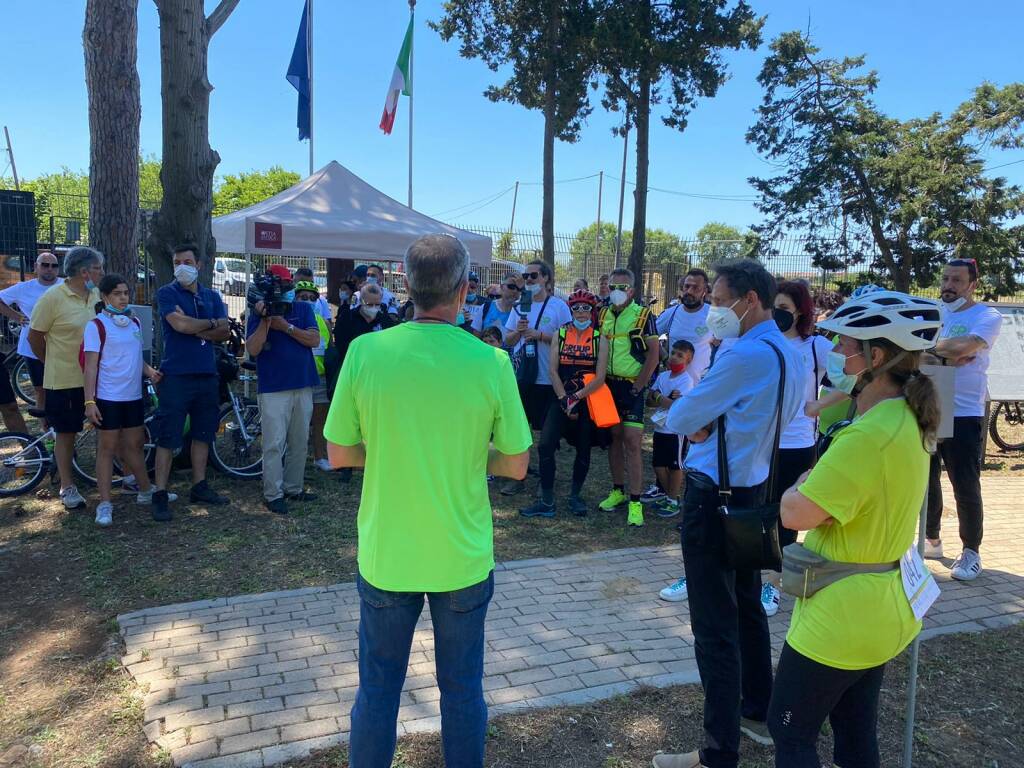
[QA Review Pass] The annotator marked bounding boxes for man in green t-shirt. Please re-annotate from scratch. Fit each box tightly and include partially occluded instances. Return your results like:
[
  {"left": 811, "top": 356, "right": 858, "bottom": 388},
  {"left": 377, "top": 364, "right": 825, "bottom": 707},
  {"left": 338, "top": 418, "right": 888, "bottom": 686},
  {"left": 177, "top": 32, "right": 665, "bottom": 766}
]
[{"left": 325, "top": 233, "right": 531, "bottom": 767}]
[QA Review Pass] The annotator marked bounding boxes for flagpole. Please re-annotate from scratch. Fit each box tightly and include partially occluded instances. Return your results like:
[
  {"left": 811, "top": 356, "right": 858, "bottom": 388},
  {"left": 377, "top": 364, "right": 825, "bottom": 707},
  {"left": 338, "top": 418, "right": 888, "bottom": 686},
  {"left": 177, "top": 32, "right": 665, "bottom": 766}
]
[
  {"left": 407, "top": 0, "right": 415, "bottom": 208},
  {"left": 307, "top": 0, "right": 314, "bottom": 177}
]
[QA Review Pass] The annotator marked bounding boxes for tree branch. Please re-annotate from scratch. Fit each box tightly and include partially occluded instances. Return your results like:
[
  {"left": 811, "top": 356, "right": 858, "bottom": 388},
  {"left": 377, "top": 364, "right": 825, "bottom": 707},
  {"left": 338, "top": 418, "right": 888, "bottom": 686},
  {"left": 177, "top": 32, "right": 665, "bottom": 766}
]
[{"left": 207, "top": 0, "right": 241, "bottom": 38}]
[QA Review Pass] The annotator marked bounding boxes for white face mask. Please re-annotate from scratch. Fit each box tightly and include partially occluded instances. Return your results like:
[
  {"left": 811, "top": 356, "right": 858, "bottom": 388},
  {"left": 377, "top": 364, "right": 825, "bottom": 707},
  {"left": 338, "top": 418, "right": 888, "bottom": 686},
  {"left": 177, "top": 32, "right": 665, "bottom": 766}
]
[
  {"left": 174, "top": 264, "right": 198, "bottom": 286},
  {"left": 610, "top": 289, "right": 629, "bottom": 307},
  {"left": 940, "top": 296, "right": 966, "bottom": 315},
  {"left": 526, "top": 283, "right": 541, "bottom": 296},
  {"left": 707, "top": 299, "right": 748, "bottom": 340},
  {"left": 362, "top": 305, "right": 380, "bottom": 319}
]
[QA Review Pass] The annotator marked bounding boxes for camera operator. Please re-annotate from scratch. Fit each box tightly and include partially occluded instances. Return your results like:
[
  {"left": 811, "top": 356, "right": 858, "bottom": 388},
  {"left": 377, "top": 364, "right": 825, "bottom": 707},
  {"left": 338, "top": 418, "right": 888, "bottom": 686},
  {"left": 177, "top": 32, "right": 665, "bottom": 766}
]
[
  {"left": 245, "top": 265, "right": 320, "bottom": 515},
  {"left": 150, "top": 244, "right": 231, "bottom": 521}
]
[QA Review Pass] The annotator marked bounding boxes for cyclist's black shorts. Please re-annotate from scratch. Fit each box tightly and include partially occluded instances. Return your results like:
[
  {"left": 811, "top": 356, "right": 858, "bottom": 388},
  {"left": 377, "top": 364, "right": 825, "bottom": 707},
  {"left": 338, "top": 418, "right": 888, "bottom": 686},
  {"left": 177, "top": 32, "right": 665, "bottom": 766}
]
[
  {"left": 44, "top": 387, "right": 85, "bottom": 435},
  {"left": 607, "top": 378, "right": 645, "bottom": 428},
  {"left": 96, "top": 398, "right": 145, "bottom": 431},
  {"left": 0, "top": 363, "right": 15, "bottom": 405},
  {"left": 26, "top": 357, "right": 44, "bottom": 388}
]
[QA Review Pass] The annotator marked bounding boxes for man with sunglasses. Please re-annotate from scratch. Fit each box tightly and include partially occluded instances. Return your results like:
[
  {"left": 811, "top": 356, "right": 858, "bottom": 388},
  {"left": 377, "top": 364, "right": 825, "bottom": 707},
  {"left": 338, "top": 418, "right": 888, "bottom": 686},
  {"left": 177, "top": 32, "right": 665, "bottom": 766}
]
[
  {"left": 924, "top": 258, "right": 1002, "bottom": 581},
  {"left": 472, "top": 273, "right": 521, "bottom": 337},
  {"left": 0, "top": 252, "right": 63, "bottom": 413},
  {"left": 596, "top": 268, "right": 660, "bottom": 525},
  {"left": 503, "top": 261, "right": 571, "bottom": 494}
]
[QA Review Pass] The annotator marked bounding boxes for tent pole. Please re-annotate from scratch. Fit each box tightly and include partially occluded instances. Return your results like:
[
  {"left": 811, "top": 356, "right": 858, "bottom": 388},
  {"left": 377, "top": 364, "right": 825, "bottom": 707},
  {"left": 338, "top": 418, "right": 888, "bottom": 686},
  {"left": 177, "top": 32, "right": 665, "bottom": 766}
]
[{"left": 902, "top": 486, "right": 929, "bottom": 768}]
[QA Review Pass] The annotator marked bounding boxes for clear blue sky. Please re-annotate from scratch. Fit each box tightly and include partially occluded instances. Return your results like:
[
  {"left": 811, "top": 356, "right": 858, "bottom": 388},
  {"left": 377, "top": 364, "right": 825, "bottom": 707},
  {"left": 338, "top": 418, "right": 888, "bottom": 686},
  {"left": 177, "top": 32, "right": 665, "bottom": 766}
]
[{"left": 1, "top": 1, "right": 1022, "bottom": 239}]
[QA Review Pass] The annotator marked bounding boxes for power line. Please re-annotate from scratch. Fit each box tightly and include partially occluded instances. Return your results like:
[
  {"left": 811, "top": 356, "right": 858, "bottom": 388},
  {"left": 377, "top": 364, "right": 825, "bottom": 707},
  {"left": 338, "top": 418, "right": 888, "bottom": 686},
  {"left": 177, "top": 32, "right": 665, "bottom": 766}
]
[
  {"left": 519, "top": 172, "right": 602, "bottom": 186},
  {"left": 604, "top": 173, "right": 758, "bottom": 202},
  {"left": 444, "top": 186, "right": 515, "bottom": 220},
  {"left": 428, "top": 185, "right": 515, "bottom": 218},
  {"left": 985, "top": 158, "right": 1024, "bottom": 171}
]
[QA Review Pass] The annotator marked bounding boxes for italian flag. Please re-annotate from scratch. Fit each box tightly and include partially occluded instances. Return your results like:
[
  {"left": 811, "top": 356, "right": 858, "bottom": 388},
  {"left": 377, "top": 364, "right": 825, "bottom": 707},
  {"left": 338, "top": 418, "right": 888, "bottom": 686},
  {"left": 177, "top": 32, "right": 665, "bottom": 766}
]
[{"left": 380, "top": 16, "right": 413, "bottom": 135}]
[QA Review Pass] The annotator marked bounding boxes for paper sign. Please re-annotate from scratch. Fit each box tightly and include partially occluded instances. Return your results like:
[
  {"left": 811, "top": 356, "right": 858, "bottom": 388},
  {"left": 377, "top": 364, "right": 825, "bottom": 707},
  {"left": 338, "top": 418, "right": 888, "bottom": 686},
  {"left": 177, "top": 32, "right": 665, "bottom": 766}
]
[{"left": 901, "top": 546, "right": 940, "bottom": 621}]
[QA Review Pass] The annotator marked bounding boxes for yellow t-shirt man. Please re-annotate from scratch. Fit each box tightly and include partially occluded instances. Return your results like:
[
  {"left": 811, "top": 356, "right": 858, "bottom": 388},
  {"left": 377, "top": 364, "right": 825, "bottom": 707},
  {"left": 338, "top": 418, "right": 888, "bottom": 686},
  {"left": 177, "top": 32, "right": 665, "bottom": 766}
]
[
  {"left": 324, "top": 322, "right": 532, "bottom": 593},
  {"left": 788, "top": 397, "right": 927, "bottom": 670},
  {"left": 29, "top": 283, "right": 101, "bottom": 390}
]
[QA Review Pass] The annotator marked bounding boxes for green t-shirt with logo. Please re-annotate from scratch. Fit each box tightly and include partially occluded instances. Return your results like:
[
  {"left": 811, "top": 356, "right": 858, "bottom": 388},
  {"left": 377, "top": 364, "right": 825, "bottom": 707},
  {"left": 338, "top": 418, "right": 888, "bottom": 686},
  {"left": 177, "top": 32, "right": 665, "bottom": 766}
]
[
  {"left": 788, "top": 398, "right": 927, "bottom": 670},
  {"left": 324, "top": 322, "right": 532, "bottom": 593}
]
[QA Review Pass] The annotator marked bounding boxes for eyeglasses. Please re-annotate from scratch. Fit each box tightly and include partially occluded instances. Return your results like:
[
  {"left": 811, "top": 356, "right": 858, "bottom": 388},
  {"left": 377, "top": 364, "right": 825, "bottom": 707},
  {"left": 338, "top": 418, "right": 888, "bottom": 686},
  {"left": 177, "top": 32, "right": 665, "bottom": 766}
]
[
  {"left": 522, "top": 271, "right": 541, "bottom": 280},
  {"left": 504, "top": 283, "right": 521, "bottom": 291},
  {"left": 609, "top": 283, "right": 630, "bottom": 291},
  {"left": 37, "top": 262, "right": 58, "bottom": 268}
]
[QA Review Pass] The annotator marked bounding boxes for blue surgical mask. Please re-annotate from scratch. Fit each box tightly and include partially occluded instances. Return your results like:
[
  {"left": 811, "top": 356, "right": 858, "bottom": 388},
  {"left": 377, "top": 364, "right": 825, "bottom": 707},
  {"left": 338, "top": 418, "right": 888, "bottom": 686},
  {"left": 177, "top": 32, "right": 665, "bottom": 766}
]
[
  {"left": 456, "top": 312, "right": 465, "bottom": 325},
  {"left": 282, "top": 290, "right": 295, "bottom": 302},
  {"left": 572, "top": 319, "right": 591, "bottom": 331},
  {"left": 826, "top": 350, "right": 864, "bottom": 394},
  {"left": 105, "top": 304, "right": 131, "bottom": 316},
  {"left": 85, "top": 280, "right": 97, "bottom": 291},
  {"left": 466, "top": 293, "right": 477, "bottom": 304}
]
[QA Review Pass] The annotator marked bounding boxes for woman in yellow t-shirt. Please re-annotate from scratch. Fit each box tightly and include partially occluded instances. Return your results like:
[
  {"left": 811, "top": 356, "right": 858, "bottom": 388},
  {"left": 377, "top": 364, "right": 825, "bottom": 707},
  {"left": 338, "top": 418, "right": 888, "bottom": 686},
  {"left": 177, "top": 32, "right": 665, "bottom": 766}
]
[{"left": 768, "top": 291, "right": 943, "bottom": 768}]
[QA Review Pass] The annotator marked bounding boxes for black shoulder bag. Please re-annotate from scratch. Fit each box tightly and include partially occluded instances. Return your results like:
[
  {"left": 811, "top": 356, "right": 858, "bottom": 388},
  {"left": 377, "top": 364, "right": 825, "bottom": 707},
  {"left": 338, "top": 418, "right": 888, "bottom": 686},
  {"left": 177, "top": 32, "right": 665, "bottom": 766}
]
[{"left": 717, "top": 340, "right": 786, "bottom": 572}]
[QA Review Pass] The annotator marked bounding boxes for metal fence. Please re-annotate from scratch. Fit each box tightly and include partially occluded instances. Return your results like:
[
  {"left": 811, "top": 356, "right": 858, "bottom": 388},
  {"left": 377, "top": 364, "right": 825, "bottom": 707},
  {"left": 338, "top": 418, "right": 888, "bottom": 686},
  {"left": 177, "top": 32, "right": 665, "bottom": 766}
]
[{"left": 3, "top": 191, "right": 1022, "bottom": 319}]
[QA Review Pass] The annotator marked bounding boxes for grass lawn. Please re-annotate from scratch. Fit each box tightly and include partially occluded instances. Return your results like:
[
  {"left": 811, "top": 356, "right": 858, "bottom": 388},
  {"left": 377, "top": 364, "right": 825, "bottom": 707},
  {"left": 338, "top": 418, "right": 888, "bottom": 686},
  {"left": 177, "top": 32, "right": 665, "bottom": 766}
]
[{"left": 0, "top": 433, "right": 1021, "bottom": 767}]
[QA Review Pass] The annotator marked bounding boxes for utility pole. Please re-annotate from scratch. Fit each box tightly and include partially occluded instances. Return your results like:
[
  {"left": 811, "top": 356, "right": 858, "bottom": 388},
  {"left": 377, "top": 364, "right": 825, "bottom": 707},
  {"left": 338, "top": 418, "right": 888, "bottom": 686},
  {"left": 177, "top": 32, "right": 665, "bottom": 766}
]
[
  {"left": 594, "top": 170, "right": 603, "bottom": 277},
  {"left": 614, "top": 120, "right": 630, "bottom": 268},
  {"left": 408, "top": 0, "right": 416, "bottom": 208},
  {"left": 3, "top": 126, "right": 20, "bottom": 189}
]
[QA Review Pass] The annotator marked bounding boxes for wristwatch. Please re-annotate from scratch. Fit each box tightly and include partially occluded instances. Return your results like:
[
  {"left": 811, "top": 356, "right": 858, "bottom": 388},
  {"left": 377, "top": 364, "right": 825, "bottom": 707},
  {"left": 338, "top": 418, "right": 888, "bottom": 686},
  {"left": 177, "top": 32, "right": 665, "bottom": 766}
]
[{"left": 286, "top": 324, "right": 295, "bottom": 334}]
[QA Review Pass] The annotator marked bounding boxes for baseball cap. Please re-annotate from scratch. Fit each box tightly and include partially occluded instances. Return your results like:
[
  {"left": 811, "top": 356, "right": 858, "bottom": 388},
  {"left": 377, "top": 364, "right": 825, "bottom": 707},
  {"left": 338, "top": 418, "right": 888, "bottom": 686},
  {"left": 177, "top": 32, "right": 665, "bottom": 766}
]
[{"left": 268, "top": 264, "right": 293, "bottom": 281}]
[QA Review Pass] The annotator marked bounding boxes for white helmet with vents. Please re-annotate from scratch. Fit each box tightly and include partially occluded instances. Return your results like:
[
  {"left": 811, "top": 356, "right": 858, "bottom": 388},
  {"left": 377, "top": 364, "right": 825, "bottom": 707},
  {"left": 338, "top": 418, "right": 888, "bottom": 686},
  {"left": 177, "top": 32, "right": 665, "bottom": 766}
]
[{"left": 817, "top": 291, "right": 942, "bottom": 352}]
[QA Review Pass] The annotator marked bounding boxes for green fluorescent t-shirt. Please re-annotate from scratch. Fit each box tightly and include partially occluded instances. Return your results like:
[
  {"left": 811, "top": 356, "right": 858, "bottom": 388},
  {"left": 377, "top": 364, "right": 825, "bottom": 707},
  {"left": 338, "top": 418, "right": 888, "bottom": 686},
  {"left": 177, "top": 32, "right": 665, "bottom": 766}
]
[
  {"left": 788, "top": 398, "right": 927, "bottom": 670},
  {"left": 324, "top": 322, "right": 533, "bottom": 593}
]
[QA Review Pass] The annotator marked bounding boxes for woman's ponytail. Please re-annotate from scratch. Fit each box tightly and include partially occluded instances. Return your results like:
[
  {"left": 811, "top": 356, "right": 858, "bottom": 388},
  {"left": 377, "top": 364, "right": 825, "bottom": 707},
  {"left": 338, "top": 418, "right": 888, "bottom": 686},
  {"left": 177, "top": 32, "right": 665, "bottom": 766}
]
[{"left": 903, "top": 370, "right": 941, "bottom": 453}]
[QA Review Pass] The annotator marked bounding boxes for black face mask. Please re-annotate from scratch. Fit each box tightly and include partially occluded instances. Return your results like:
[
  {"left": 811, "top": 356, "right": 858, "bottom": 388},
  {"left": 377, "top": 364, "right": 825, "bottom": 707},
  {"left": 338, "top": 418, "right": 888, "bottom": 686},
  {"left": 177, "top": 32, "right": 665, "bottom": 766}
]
[
  {"left": 681, "top": 294, "right": 701, "bottom": 308},
  {"left": 774, "top": 307, "right": 795, "bottom": 333}
]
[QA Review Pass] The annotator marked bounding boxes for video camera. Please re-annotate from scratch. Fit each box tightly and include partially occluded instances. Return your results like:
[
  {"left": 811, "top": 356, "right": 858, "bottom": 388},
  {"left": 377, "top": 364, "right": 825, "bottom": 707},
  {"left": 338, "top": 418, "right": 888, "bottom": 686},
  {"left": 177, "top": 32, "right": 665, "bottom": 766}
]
[{"left": 246, "top": 270, "right": 293, "bottom": 317}]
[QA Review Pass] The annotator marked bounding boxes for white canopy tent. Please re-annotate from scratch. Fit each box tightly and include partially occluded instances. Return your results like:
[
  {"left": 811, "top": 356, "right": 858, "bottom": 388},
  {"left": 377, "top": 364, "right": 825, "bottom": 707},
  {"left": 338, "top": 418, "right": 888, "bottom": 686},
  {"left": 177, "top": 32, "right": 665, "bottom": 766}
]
[{"left": 211, "top": 161, "right": 492, "bottom": 265}]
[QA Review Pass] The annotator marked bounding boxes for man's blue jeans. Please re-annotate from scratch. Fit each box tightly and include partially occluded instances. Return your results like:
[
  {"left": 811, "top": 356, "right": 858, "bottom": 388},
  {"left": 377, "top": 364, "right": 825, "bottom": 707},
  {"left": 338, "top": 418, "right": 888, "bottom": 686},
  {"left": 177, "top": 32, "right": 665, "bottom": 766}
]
[{"left": 348, "top": 571, "right": 494, "bottom": 768}]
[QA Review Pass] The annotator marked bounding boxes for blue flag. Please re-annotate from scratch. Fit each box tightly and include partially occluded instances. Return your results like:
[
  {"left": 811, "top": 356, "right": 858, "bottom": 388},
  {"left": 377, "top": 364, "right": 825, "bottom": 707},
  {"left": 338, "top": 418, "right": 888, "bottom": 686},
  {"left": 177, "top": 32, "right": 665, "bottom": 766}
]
[{"left": 286, "top": 0, "right": 311, "bottom": 141}]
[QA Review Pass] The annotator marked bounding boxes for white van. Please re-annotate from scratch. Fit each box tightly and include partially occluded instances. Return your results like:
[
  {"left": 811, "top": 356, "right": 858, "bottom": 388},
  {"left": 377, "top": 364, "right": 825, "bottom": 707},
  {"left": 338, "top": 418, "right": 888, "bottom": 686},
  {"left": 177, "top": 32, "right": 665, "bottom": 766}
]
[{"left": 213, "top": 257, "right": 253, "bottom": 296}]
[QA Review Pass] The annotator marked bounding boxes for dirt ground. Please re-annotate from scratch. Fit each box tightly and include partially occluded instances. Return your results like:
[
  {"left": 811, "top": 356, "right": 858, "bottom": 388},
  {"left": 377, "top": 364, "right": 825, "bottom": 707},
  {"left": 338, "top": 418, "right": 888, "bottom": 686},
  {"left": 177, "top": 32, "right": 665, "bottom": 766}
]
[{"left": 1, "top": 439, "right": 1021, "bottom": 767}]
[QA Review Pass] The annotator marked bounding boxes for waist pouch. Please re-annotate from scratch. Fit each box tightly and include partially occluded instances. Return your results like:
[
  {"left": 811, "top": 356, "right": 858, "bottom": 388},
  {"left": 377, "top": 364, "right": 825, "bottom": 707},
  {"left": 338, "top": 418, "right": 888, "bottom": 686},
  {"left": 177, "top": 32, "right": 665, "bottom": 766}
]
[{"left": 781, "top": 542, "right": 898, "bottom": 599}]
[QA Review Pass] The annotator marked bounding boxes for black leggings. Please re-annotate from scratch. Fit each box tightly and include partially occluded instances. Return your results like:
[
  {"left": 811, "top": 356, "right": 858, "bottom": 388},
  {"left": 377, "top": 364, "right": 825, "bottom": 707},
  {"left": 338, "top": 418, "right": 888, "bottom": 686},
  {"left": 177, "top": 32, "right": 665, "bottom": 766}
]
[
  {"left": 538, "top": 399, "right": 593, "bottom": 496},
  {"left": 773, "top": 446, "right": 817, "bottom": 552},
  {"left": 768, "top": 643, "right": 885, "bottom": 768}
]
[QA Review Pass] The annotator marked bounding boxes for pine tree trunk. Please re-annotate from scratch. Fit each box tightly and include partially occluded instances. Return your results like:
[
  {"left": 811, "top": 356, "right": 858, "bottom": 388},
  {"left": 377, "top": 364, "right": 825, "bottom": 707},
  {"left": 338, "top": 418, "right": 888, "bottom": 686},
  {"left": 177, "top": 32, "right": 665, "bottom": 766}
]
[
  {"left": 628, "top": 69, "right": 651, "bottom": 288},
  {"left": 541, "top": 2, "right": 560, "bottom": 268},
  {"left": 146, "top": 0, "right": 223, "bottom": 292},
  {"left": 84, "top": 0, "right": 141, "bottom": 288}
]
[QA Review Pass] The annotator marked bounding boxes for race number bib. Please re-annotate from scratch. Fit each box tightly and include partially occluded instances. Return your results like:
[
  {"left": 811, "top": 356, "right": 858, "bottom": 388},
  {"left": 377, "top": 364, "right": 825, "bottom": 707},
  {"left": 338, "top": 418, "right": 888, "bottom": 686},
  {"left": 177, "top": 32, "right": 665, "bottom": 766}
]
[{"left": 900, "top": 546, "right": 940, "bottom": 620}]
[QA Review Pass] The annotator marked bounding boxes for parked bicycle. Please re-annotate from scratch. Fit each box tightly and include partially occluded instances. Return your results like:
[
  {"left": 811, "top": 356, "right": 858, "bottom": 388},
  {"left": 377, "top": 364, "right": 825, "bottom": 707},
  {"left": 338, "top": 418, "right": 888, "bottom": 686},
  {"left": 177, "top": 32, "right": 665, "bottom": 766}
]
[
  {"left": 989, "top": 401, "right": 1024, "bottom": 452},
  {"left": 0, "top": 418, "right": 105, "bottom": 497}
]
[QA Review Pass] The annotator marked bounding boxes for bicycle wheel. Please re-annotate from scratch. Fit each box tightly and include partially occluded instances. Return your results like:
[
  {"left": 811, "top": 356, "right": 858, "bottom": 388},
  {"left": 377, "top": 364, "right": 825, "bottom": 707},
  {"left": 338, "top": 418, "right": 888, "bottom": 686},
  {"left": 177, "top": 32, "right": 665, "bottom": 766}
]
[
  {"left": 0, "top": 432, "right": 48, "bottom": 497},
  {"left": 12, "top": 358, "right": 35, "bottom": 406},
  {"left": 989, "top": 401, "right": 1024, "bottom": 452},
  {"left": 211, "top": 403, "right": 263, "bottom": 478},
  {"left": 112, "top": 422, "right": 157, "bottom": 477},
  {"left": 71, "top": 424, "right": 127, "bottom": 488}
]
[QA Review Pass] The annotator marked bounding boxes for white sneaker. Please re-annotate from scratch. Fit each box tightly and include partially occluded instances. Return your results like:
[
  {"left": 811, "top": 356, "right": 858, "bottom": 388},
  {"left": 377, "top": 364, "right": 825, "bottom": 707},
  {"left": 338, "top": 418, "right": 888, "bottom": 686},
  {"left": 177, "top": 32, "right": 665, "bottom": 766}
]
[
  {"left": 136, "top": 489, "right": 178, "bottom": 505},
  {"left": 315, "top": 458, "right": 333, "bottom": 472},
  {"left": 120, "top": 475, "right": 139, "bottom": 493},
  {"left": 640, "top": 483, "right": 666, "bottom": 503},
  {"left": 95, "top": 501, "right": 113, "bottom": 527},
  {"left": 761, "top": 582, "right": 781, "bottom": 617},
  {"left": 60, "top": 486, "right": 86, "bottom": 510},
  {"left": 922, "top": 539, "right": 943, "bottom": 560},
  {"left": 659, "top": 577, "right": 688, "bottom": 602},
  {"left": 950, "top": 548, "right": 982, "bottom": 581}
]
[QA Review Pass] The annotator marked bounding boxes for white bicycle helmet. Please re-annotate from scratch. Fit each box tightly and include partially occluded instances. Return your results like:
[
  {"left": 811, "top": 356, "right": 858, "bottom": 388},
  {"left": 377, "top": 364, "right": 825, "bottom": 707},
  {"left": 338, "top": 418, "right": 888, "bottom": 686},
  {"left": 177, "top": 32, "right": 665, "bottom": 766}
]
[{"left": 817, "top": 290, "right": 942, "bottom": 351}]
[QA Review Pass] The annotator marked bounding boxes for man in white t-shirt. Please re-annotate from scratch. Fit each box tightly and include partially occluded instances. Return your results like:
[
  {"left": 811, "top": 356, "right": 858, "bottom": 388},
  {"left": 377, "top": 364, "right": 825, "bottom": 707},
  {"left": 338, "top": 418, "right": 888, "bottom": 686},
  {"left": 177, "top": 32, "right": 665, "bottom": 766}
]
[
  {"left": 0, "top": 252, "right": 64, "bottom": 410},
  {"left": 925, "top": 258, "right": 1002, "bottom": 581},
  {"left": 656, "top": 269, "right": 713, "bottom": 383},
  {"left": 502, "top": 259, "right": 571, "bottom": 495}
]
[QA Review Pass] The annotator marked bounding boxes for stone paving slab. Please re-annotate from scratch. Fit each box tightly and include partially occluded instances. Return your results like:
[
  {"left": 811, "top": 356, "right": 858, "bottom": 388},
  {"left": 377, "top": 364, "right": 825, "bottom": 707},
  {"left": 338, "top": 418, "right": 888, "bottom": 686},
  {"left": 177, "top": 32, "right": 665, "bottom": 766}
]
[{"left": 119, "top": 477, "right": 1024, "bottom": 768}]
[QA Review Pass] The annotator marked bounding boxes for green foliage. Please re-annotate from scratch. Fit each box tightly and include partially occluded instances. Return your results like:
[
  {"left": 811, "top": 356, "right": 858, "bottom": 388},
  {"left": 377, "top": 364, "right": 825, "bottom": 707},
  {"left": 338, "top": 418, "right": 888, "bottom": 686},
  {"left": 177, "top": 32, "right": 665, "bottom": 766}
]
[
  {"left": 138, "top": 154, "right": 163, "bottom": 208},
  {"left": 213, "top": 166, "right": 300, "bottom": 213},
  {"left": 690, "top": 221, "right": 748, "bottom": 267},
  {"left": 747, "top": 31, "right": 1024, "bottom": 294}
]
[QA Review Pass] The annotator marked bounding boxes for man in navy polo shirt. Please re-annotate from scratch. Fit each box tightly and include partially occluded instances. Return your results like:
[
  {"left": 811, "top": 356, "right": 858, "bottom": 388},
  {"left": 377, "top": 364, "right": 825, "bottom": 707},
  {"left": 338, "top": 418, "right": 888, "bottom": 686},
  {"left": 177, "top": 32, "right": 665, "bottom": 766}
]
[
  {"left": 245, "top": 264, "right": 321, "bottom": 515},
  {"left": 151, "top": 244, "right": 232, "bottom": 522}
]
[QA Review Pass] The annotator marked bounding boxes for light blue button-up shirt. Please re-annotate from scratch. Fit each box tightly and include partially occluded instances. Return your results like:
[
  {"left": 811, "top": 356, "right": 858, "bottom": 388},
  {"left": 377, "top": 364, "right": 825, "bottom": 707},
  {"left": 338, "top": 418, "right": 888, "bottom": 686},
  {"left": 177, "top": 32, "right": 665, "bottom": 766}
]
[{"left": 665, "top": 319, "right": 805, "bottom": 488}]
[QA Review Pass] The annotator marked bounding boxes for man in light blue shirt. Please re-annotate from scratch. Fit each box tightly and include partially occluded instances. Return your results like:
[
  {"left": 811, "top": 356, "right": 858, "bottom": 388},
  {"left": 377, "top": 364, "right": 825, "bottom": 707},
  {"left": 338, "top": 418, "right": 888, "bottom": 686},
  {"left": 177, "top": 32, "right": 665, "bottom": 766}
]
[{"left": 654, "top": 259, "right": 803, "bottom": 768}]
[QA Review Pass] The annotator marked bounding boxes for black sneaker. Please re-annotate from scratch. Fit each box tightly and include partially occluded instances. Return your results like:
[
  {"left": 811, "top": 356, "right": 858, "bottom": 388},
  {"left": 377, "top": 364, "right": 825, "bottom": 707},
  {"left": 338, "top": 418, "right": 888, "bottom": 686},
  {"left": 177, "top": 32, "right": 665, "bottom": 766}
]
[
  {"left": 265, "top": 497, "right": 288, "bottom": 515},
  {"left": 337, "top": 468, "right": 352, "bottom": 484},
  {"left": 190, "top": 480, "right": 228, "bottom": 505},
  {"left": 151, "top": 490, "right": 172, "bottom": 522},
  {"left": 567, "top": 496, "right": 588, "bottom": 517},
  {"left": 286, "top": 490, "right": 318, "bottom": 502},
  {"left": 519, "top": 500, "right": 555, "bottom": 518}
]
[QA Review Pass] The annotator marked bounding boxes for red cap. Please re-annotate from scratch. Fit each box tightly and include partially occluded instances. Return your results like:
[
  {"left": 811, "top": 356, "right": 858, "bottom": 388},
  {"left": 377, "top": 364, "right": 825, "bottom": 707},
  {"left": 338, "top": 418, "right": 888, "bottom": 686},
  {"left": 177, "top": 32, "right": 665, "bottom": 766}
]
[{"left": 268, "top": 264, "right": 292, "bottom": 281}]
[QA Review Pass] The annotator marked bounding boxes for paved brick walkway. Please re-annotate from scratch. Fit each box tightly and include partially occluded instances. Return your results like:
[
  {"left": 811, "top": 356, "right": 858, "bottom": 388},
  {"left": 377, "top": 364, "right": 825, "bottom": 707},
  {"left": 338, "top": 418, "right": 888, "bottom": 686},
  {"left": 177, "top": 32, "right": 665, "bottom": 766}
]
[{"left": 119, "top": 477, "right": 1024, "bottom": 768}]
